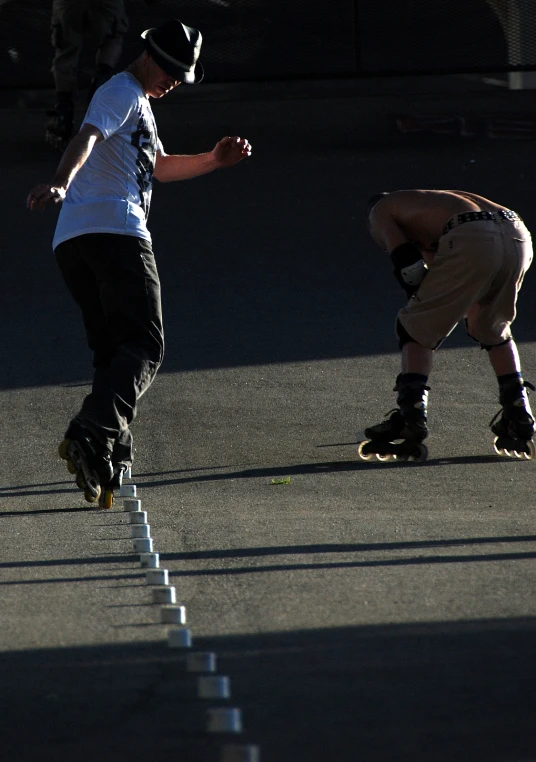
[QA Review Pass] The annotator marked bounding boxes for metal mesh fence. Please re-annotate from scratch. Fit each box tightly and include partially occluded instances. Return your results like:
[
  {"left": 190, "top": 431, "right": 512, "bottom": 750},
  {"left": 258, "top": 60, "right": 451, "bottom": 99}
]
[
  {"left": 357, "top": 0, "right": 536, "bottom": 74},
  {"left": 1, "top": 0, "right": 536, "bottom": 90}
]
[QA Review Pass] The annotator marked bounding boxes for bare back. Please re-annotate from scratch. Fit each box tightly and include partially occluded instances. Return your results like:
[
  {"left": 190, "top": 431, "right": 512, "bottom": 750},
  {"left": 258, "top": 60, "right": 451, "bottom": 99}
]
[{"left": 369, "top": 189, "right": 512, "bottom": 254}]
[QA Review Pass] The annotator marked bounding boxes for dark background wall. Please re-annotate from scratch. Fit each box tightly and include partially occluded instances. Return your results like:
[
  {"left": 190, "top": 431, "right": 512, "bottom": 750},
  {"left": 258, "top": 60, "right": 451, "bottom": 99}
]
[{"left": 1, "top": 0, "right": 536, "bottom": 90}]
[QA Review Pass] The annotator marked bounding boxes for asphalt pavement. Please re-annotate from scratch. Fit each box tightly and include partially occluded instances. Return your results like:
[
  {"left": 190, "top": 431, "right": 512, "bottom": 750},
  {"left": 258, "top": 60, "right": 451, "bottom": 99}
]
[{"left": 1, "top": 75, "right": 535, "bottom": 762}]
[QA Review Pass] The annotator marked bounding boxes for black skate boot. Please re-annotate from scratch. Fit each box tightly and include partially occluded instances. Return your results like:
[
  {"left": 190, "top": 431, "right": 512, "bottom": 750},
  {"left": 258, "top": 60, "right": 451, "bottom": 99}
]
[
  {"left": 490, "top": 378, "right": 535, "bottom": 459},
  {"left": 45, "top": 94, "right": 74, "bottom": 151},
  {"left": 358, "top": 374, "right": 430, "bottom": 462},
  {"left": 58, "top": 421, "right": 113, "bottom": 505}
]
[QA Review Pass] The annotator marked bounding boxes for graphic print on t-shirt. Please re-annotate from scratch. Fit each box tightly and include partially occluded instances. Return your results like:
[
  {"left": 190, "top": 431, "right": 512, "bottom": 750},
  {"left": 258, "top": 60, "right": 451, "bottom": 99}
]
[{"left": 131, "top": 105, "right": 157, "bottom": 218}]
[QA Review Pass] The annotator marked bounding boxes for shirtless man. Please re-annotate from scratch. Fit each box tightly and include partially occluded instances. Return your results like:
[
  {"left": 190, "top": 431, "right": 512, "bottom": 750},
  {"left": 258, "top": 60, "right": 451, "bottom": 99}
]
[{"left": 361, "top": 189, "right": 534, "bottom": 459}]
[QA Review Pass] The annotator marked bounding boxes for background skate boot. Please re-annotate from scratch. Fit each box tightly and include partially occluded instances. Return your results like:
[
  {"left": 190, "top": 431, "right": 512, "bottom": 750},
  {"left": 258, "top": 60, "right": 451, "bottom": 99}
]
[
  {"left": 490, "top": 378, "right": 535, "bottom": 459},
  {"left": 358, "top": 374, "right": 430, "bottom": 462},
  {"left": 99, "top": 463, "right": 129, "bottom": 510},
  {"left": 58, "top": 422, "right": 113, "bottom": 504},
  {"left": 45, "top": 96, "right": 74, "bottom": 151}
]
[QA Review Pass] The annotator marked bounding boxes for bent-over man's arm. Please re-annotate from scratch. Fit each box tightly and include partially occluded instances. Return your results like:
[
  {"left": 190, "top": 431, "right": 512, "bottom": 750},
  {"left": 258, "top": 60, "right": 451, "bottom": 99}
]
[{"left": 369, "top": 200, "right": 427, "bottom": 297}]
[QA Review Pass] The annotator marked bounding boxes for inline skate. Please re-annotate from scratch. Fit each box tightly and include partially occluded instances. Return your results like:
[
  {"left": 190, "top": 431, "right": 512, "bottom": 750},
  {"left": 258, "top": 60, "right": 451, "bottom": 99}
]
[
  {"left": 358, "top": 375, "right": 430, "bottom": 463},
  {"left": 58, "top": 421, "right": 113, "bottom": 505},
  {"left": 98, "top": 463, "right": 130, "bottom": 509},
  {"left": 490, "top": 378, "right": 535, "bottom": 459}
]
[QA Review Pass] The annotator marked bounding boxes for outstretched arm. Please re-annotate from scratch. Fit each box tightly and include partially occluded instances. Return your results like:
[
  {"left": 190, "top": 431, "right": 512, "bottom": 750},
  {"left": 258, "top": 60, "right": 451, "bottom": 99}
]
[
  {"left": 27, "top": 123, "right": 104, "bottom": 211},
  {"left": 154, "top": 135, "right": 251, "bottom": 183}
]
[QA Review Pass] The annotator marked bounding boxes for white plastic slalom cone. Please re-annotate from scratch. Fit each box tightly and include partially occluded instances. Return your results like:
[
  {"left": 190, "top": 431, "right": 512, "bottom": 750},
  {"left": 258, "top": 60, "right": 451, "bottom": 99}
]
[
  {"left": 206, "top": 707, "right": 242, "bottom": 733},
  {"left": 123, "top": 498, "right": 141, "bottom": 512},
  {"left": 221, "top": 745, "right": 261, "bottom": 762},
  {"left": 198, "top": 675, "right": 231, "bottom": 699},
  {"left": 161, "top": 605, "right": 186, "bottom": 624},
  {"left": 132, "top": 537, "right": 153, "bottom": 552},
  {"left": 152, "top": 586, "right": 176, "bottom": 604},
  {"left": 187, "top": 652, "right": 217, "bottom": 673},
  {"left": 129, "top": 511, "right": 147, "bottom": 524},
  {"left": 140, "top": 552, "right": 159, "bottom": 568},
  {"left": 146, "top": 568, "right": 169, "bottom": 585},
  {"left": 131, "top": 524, "right": 150, "bottom": 539},
  {"left": 167, "top": 627, "right": 192, "bottom": 648}
]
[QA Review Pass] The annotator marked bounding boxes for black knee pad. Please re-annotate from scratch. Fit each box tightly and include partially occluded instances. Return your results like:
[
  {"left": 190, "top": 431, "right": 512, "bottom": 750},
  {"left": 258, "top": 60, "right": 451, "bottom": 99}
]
[
  {"left": 396, "top": 319, "right": 417, "bottom": 349},
  {"left": 464, "top": 319, "right": 513, "bottom": 351},
  {"left": 482, "top": 337, "right": 512, "bottom": 351}
]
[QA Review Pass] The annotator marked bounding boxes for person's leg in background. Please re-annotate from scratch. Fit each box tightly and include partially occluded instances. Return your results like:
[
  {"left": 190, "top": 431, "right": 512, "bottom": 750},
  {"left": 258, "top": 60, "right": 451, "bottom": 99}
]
[
  {"left": 87, "top": 0, "right": 129, "bottom": 102},
  {"left": 47, "top": 0, "right": 85, "bottom": 149}
]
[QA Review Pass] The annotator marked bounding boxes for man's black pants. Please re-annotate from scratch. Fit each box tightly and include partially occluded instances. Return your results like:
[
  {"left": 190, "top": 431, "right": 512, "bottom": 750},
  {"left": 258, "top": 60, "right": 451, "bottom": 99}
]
[{"left": 55, "top": 233, "right": 164, "bottom": 465}]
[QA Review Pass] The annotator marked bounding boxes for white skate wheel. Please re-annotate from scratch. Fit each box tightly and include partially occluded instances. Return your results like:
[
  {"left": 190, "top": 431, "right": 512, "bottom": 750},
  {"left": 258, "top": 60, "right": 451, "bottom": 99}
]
[
  {"left": 161, "top": 605, "right": 187, "bottom": 624},
  {"left": 187, "top": 652, "right": 217, "bottom": 673},
  {"left": 146, "top": 568, "right": 169, "bottom": 585},
  {"left": 357, "top": 440, "right": 374, "bottom": 461},
  {"left": 524, "top": 440, "right": 535, "bottom": 459},
  {"left": 140, "top": 552, "right": 159, "bottom": 568},
  {"left": 120, "top": 484, "right": 137, "bottom": 497},
  {"left": 375, "top": 452, "right": 392, "bottom": 462},
  {"left": 133, "top": 537, "right": 153, "bottom": 552},
  {"left": 131, "top": 524, "right": 150, "bottom": 539},
  {"left": 123, "top": 498, "right": 141, "bottom": 512},
  {"left": 207, "top": 707, "right": 242, "bottom": 734},
  {"left": 152, "top": 586, "right": 176, "bottom": 604},
  {"left": 129, "top": 510, "right": 147, "bottom": 524},
  {"left": 198, "top": 675, "right": 231, "bottom": 699},
  {"left": 221, "top": 745, "right": 261, "bottom": 762},
  {"left": 167, "top": 627, "right": 192, "bottom": 648}
]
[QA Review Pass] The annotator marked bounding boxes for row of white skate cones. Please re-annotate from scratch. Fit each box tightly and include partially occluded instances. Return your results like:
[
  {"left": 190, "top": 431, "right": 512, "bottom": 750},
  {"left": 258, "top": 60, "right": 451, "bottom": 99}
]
[{"left": 120, "top": 476, "right": 260, "bottom": 761}]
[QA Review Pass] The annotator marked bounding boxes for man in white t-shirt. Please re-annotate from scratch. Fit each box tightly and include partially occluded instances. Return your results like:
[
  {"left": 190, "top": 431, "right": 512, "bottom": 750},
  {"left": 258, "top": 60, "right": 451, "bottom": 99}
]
[{"left": 27, "top": 19, "right": 252, "bottom": 508}]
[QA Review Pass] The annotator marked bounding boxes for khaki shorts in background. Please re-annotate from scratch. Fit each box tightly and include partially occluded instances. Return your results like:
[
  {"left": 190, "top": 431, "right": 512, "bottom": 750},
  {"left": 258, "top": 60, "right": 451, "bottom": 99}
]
[
  {"left": 51, "top": 0, "right": 129, "bottom": 92},
  {"left": 398, "top": 217, "right": 533, "bottom": 349}
]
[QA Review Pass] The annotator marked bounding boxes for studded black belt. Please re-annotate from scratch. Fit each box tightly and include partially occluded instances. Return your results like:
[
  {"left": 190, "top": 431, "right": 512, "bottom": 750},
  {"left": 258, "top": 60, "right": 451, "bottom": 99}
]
[{"left": 443, "top": 209, "right": 521, "bottom": 235}]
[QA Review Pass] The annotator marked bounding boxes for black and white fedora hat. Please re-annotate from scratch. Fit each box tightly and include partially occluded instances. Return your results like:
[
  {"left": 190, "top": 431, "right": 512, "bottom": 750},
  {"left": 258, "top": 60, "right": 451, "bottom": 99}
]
[{"left": 141, "top": 19, "right": 204, "bottom": 84}]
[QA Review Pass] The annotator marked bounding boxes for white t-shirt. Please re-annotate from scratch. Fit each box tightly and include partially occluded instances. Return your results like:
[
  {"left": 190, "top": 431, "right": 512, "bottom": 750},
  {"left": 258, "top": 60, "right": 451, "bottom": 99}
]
[{"left": 53, "top": 72, "right": 163, "bottom": 250}]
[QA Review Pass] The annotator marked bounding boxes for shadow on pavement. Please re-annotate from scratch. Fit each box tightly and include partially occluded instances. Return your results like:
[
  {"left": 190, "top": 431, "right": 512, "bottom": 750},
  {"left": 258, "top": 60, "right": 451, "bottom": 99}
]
[{"left": 1, "top": 617, "right": 535, "bottom": 761}]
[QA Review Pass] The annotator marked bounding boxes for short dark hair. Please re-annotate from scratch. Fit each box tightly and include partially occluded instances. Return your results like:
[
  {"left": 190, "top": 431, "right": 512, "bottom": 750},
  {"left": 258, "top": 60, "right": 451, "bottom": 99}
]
[{"left": 366, "top": 192, "right": 390, "bottom": 217}]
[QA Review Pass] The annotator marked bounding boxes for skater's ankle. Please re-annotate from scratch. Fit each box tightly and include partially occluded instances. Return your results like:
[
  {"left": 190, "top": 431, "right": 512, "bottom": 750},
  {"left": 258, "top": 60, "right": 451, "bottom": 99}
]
[
  {"left": 398, "top": 372, "right": 429, "bottom": 386},
  {"left": 497, "top": 371, "right": 523, "bottom": 387}
]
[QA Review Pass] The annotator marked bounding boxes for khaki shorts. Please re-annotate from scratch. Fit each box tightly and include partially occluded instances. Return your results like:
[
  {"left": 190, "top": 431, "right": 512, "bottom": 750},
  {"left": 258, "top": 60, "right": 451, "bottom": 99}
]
[{"left": 398, "top": 216, "right": 533, "bottom": 349}]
